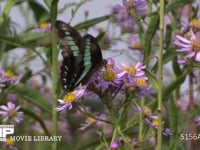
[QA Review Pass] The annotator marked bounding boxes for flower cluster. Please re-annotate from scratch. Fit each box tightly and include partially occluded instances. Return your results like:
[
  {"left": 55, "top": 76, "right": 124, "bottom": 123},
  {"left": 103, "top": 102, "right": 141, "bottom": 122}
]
[
  {"left": 0, "top": 70, "right": 21, "bottom": 92},
  {"left": 112, "top": 0, "right": 147, "bottom": 31},
  {"left": 90, "top": 58, "right": 154, "bottom": 97},
  {"left": 173, "top": 18, "right": 200, "bottom": 64},
  {"left": 134, "top": 103, "right": 172, "bottom": 136}
]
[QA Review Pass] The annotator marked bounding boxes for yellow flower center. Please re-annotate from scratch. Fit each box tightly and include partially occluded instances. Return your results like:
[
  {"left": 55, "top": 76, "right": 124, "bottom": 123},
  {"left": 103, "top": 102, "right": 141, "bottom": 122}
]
[
  {"left": 63, "top": 92, "right": 76, "bottom": 104},
  {"left": 123, "top": 65, "right": 136, "bottom": 76},
  {"left": 86, "top": 117, "right": 96, "bottom": 124},
  {"left": 6, "top": 137, "right": 15, "bottom": 146},
  {"left": 142, "top": 106, "right": 152, "bottom": 116},
  {"left": 8, "top": 109, "right": 17, "bottom": 117},
  {"left": 135, "top": 78, "right": 147, "bottom": 87},
  {"left": 152, "top": 118, "right": 164, "bottom": 127},
  {"left": 190, "top": 19, "right": 200, "bottom": 28},
  {"left": 127, "top": 1, "right": 136, "bottom": 16},
  {"left": 128, "top": 86, "right": 136, "bottom": 92},
  {"left": 5, "top": 71, "right": 14, "bottom": 78},
  {"left": 191, "top": 39, "right": 200, "bottom": 52},
  {"left": 98, "top": 27, "right": 105, "bottom": 33},
  {"left": 134, "top": 41, "right": 141, "bottom": 49},
  {"left": 39, "top": 22, "right": 49, "bottom": 29},
  {"left": 102, "top": 69, "right": 116, "bottom": 81},
  {"left": 152, "top": 119, "right": 159, "bottom": 126}
]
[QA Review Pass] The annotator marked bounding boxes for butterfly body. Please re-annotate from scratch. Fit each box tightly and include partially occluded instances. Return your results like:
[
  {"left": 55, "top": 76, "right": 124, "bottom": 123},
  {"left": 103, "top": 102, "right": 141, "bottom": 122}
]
[{"left": 56, "top": 20, "right": 105, "bottom": 91}]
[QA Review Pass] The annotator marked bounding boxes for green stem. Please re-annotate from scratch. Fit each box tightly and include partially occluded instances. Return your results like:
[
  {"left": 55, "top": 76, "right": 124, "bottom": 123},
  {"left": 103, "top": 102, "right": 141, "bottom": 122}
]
[
  {"left": 156, "top": 0, "right": 165, "bottom": 150},
  {"left": 111, "top": 127, "right": 118, "bottom": 144},
  {"left": 147, "top": 0, "right": 152, "bottom": 15},
  {"left": 138, "top": 0, "right": 152, "bottom": 142},
  {"left": 50, "top": 0, "right": 59, "bottom": 150},
  {"left": 138, "top": 98, "right": 144, "bottom": 142}
]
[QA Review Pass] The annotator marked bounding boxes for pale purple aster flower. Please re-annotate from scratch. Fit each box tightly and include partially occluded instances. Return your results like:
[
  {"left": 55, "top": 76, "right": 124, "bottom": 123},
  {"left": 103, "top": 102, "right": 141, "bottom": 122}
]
[
  {"left": 136, "top": 82, "right": 155, "bottom": 97},
  {"left": 144, "top": 118, "right": 172, "bottom": 136},
  {"left": 56, "top": 86, "right": 86, "bottom": 112},
  {"left": 89, "top": 58, "right": 126, "bottom": 92},
  {"left": 119, "top": 62, "right": 147, "bottom": 88},
  {"left": 133, "top": 102, "right": 157, "bottom": 119},
  {"left": 134, "top": 104, "right": 172, "bottom": 136},
  {"left": 177, "top": 57, "right": 187, "bottom": 65},
  {"left": 96, "top": 70, "right": 125, "bottom": 91},
  {"left": 189, "top": 19, "right": 200, "bottom": 31},
  {"left": 173, "top": 31, "right": 200, "bottom": 62},
  {"left": 110, "top": 140, "right": 119, "bottom": 150},
  {"left": 181, "top": 19, "right": 200, "bottom": 33},
  {"left": 79, "top": 117, "right": 97, "bottom": 130},
  {"left": 37, "top": 22, "right": 51, "bottom": 32},
  {"left": 121, "top": 62, "right": 146, "bottom": 78},
  {"left": 106, "top": 57, "right": 115, "bottom": 68},
  {"left": 119, "top": 62, "right": 154, "bottom": 97},
  {"left": 114, "top": 0, "right": 148, "bottom": 18},
  {"left": 0, "top": 70, "right": 21, "bottom": 92},
  {"left": 162, "top": 128, "right": 173, "bottom": 136},
  {"left": 113, "top": 0, "right": 148, "bottom": 31},
  {"left": 0, "top": 102, "right": 23, "bottom": 123},
  {"left": 2, "top": 137, "right": 18, "bottom": 150},
  {"left": 128, "top": 35, "right": 141, "bottom": 49},
  {"left": 79, "top": 114, "right": 106, "bottom": 130}
]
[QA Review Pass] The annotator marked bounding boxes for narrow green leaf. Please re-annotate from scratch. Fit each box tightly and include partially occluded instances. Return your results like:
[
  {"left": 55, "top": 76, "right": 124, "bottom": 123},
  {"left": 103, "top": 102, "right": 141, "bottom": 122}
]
[
  {"left": 165, "top": 25, "right": 173, "bottom": 49},
  {"left": 74, "top": 15, "right": 110, "bottom": 30},
  {"left": 172, "top": 56, "right": 182, "bottom": 77},
  {"left": 7, "top": 83, "right": 52, "bottom": 114},
  {"left": 166, "top": 0, "right": 194, "bottom": 13},
  {"left": 0, "top": 34, "right": 29, "bottom": 48},
  {"left": 152, "top": 49, "right": 178, "bottom": 72},
  {"left": 21, "top": 32, "right": 47, "bottom": 42},
  {"left": 0, "top": 34, "right": 46, "bottom": 63},
  {"left": 166, "top": 98, "right": 178, "bottom": 149},
  {"left": 144, "top": 13, "right": 159, "bottom": 59},
  {"left": 28, "top": 1, "right": 50, "bottom": 22},
  {"left": 163, "top": 70, "right": 187, "bottom": 100},
  {"left": 132, "top": 15, "right": 144, "bottom": 40},
  {"left": 2, "top": 0, "right": 23, "bottom": 16},
  {"left": 145, "top": 69, "right": 158, "bottom": 90},
  {"left": 96, "top": 32, "right": 105, "bottom": 41},
  {"left": 192, "top": 4, "right": 199, "bottom": 19}
]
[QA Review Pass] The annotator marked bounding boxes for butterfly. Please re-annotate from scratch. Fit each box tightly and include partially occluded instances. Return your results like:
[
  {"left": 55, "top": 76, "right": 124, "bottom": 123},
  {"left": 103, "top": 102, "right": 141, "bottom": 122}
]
[{"left": 55, "top": 20, "right": 105, "bottom": 92}]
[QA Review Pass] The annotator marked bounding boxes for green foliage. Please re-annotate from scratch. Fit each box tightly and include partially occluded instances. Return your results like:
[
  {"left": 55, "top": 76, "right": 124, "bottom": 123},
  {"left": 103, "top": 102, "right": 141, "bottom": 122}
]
[{"left": 7, "top": 83, "right": 52, "bottom": 114}]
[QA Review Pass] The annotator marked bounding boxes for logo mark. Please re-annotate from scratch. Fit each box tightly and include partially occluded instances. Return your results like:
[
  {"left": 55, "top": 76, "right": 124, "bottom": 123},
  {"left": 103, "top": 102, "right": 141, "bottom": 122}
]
[{"left": 0, "top": 125, "right": 14, "bottom": 141}]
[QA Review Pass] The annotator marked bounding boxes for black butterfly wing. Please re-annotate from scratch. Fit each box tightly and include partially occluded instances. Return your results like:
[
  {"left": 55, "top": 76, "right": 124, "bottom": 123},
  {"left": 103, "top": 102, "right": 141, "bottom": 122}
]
[
  {"left": 78, "top": 34, "right": 105, "bottom": 85},
  {"left": 55, "top": 20, "right": 85, "bottom": 91}
]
